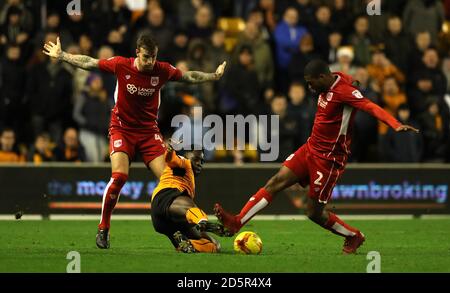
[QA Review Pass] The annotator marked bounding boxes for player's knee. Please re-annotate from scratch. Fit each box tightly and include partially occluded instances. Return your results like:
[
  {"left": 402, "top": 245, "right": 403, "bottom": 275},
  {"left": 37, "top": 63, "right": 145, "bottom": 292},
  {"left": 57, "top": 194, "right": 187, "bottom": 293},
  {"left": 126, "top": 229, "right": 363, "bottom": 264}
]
[{"left": 109, "top": 172, "right": 128, "bottom": 194}]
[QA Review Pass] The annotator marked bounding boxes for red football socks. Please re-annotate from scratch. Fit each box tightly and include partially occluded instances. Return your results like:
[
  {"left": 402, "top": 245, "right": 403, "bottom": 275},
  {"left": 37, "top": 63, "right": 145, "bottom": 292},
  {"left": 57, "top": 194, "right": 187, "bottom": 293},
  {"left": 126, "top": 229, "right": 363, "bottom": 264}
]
[
  {"left": 237, "top": 188, "right": 273, "bottom": 226},
  {"left": 324, "top": 212, "right": 359, "bottom": 237},
  {"left": 98, "top": 172, "right": 128, "bottom": 230}
]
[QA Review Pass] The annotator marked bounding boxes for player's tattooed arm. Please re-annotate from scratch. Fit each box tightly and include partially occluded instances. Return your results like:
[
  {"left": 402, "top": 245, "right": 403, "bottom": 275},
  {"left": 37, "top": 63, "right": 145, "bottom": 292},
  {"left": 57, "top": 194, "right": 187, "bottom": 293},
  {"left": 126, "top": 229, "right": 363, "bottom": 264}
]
[
  {"left": 60, "top": 52, "right": 99, "bottom": 70},
  {"left": 181, "top": 61, "right": 226, "bottom": 83},
  {"left": 43, "top": 37, "right": 98, "bottom": 70}
]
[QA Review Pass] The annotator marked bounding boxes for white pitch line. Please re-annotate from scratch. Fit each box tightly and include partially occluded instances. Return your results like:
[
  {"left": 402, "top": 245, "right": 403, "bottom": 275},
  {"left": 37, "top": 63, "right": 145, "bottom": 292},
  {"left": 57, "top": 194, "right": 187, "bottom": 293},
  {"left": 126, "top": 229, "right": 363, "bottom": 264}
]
[
  {"left": 0, "top": 214, "right": 43, "bottom": 220},
  {"left": 0, "top": 214, "right": 449, "bottom": 221}
]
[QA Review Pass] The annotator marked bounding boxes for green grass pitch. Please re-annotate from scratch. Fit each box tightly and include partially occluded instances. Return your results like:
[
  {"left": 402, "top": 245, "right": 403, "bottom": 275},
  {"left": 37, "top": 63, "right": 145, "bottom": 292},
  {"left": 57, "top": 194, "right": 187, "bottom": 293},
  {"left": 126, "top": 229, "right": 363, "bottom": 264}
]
[{"left": 0, "top": 219, "right": 449, "bottom": 272}]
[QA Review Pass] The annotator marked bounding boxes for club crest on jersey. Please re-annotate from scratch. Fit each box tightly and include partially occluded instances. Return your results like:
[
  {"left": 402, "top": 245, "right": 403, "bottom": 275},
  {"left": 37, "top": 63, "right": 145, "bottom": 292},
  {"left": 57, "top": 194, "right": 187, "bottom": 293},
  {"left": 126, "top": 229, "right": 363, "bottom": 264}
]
[
  {"left": 151, "top": 76, "right": 159, "bottom": 86},
  {"left": 125, "top": 75, "right": 131, "bottom": 80},
  {"left": 326, "top": 92, "right": 334, "bottom": 101},
  {"left": 114, "top": 139, "right": 122, "bottom": 148}
]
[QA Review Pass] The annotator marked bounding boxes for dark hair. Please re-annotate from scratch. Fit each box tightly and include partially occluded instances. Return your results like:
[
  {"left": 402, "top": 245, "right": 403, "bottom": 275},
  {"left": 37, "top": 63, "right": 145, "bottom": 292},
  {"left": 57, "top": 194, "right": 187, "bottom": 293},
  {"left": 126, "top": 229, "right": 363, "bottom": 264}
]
[
  {"left": 137, "top": 34, "right": 158, "bottom": 53},
  {"left": 304, "top": 59, "right": 330, "bottom": 77}
]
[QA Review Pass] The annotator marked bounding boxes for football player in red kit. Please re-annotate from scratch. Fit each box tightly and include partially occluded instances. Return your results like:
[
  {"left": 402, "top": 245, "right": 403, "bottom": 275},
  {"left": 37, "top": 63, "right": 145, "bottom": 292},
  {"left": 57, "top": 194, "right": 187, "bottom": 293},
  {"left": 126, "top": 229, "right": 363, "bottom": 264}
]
[
  {"left": 43, "top": 35, "right": 226, "bottom": 249},
  {"left": 214, "top": 60, "right": 419, "bottom": 254}
]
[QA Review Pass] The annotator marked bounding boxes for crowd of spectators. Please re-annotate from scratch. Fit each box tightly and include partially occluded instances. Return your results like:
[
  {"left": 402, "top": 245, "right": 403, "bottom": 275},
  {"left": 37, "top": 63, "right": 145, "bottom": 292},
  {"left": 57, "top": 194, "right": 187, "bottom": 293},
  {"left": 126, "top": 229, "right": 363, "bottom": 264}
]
[{"left": 1, "top": 0, "right": 450, "bottom": 164}]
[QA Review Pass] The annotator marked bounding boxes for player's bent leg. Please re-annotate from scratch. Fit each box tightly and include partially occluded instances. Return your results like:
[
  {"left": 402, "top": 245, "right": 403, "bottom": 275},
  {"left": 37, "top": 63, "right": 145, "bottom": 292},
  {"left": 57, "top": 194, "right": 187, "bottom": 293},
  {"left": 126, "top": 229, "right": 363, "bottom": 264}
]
[
  {"left": 168, "top": 196, "right": 203, "bottom": 223},
  {"left": 173, "top": 231, "right": 196, "bottom": 253},
  {"left": 305, "top": 198, "right": 365, "bottom": 254},
  {"left": 189, "top": 238, "right": 220, "bottom": 253},
  {"left": 97, "top": 152, "right": 129, "bottom": 249},
  {"left": 215, "top": 166, "right": 299, "bottom": 235},
  {"left": 147, "top": 154, "right": 166, "bottom": 179}
]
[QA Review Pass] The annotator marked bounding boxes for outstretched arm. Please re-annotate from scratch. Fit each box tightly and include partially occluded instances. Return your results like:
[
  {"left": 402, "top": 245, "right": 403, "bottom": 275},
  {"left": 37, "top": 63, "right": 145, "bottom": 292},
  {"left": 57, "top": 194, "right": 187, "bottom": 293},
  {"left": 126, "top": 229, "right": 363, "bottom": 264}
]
[
  {"left": 181, "top": 61, "right": 226, "bottom": 83},
  {"left": 346, "top": 91, "right": 419, "bottom": 133},
  {"left": 43, "top": 37, "right": 99, "bottom": 70}
]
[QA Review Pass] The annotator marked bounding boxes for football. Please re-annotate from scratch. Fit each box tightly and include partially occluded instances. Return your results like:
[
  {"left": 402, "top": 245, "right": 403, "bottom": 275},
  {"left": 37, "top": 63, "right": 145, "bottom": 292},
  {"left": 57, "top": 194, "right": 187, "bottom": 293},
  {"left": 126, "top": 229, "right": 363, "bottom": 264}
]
[{"left": 233, "top": 231, "right": 263, "bottom": 254}]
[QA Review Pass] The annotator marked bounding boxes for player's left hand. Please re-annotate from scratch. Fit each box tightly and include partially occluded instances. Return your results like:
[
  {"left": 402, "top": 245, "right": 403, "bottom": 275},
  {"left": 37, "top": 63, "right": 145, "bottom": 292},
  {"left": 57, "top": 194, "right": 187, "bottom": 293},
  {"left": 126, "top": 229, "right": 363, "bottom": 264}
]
[
  {"left": 214, "top": 61, "right": 227, "bottom": 80},
  {"left": 395, "top": 125, "right": 420, "bottom": 133},
  {"left": 43, "top": 36, "right": 62, "bottom": 59}
]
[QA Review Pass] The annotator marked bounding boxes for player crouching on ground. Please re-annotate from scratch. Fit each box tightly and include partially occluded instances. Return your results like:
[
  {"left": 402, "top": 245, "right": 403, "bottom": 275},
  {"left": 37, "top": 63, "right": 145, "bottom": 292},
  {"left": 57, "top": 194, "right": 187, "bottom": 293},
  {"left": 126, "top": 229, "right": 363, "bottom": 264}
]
[{"left": 151, "top": 142, "right": 229, "bottom": 253}]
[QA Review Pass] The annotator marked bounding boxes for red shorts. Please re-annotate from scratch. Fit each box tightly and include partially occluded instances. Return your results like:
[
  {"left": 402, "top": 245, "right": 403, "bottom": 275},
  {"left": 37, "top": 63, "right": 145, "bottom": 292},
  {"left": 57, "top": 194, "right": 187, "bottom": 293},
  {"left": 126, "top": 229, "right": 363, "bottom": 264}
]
[
  {"left": 109, "top": 127, "right": 166, "bottom": 165},
  {"left": 283, "top": 144, "right": 345, "bottom": 204}
]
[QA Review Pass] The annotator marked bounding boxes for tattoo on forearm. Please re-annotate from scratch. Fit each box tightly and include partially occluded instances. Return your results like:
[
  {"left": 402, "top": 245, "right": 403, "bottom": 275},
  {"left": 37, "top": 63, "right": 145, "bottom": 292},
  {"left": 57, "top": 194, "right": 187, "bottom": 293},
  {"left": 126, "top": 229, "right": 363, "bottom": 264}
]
[
  {"left": 60, "top": 52, "right": 99, "bottom": 70},
  {"left": 181, "top": 71, "right": 217, "bottom": 83}
]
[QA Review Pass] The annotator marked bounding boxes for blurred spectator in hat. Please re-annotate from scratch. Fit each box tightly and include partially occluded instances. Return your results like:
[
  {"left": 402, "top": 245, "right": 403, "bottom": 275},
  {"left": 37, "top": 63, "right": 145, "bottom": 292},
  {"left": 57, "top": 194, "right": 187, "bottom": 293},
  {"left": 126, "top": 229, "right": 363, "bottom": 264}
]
[{"left": 330, "top": 46, "right": 357, "bottom": 77}]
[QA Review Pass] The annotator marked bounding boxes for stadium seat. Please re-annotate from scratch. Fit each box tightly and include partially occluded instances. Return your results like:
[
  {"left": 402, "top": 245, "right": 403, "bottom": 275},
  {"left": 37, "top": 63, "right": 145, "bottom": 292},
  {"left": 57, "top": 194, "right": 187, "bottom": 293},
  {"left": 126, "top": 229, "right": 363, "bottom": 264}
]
[{"left": 217, "top": 17, "right": 246, "bottom": 52}]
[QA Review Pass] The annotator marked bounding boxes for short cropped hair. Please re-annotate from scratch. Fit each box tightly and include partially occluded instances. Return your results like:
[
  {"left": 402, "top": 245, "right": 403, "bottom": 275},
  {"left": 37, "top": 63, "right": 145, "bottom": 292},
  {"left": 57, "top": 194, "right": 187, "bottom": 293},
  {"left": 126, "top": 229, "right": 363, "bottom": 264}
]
[
  {"left": 137, "top": 34, "right": 158, "bottom": 53},
  {"left": 304, "top": 59, "right": 331, "bottom": 77}
]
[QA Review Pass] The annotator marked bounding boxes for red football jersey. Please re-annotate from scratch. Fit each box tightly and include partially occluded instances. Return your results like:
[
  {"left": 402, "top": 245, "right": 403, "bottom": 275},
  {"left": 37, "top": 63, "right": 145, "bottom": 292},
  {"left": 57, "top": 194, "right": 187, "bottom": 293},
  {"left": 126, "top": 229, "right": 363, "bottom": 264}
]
[
  {"left": 98, "top": 57, "right": 182, "bottom": 131},
  {"left": 307, "top": 72, "right": 401, "bottom": 165}
]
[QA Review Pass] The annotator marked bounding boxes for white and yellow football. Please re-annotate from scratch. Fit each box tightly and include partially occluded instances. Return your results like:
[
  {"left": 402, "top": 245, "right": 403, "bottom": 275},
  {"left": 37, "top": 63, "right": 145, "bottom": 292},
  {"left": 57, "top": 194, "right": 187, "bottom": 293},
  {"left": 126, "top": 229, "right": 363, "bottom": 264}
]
[{"left": 233, "top": 231, "right": 262, "bottom": 254}]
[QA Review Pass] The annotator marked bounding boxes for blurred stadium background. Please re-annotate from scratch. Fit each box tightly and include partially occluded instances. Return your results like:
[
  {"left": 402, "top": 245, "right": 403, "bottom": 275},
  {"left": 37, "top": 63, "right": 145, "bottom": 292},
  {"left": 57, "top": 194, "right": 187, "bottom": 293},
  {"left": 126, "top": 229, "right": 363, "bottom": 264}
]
[
  {"left": 1, "top": 0, "right": 450, "bottom": 273},
  {"left": 0, "top": 0, "right": 450, "bottom": 216}
]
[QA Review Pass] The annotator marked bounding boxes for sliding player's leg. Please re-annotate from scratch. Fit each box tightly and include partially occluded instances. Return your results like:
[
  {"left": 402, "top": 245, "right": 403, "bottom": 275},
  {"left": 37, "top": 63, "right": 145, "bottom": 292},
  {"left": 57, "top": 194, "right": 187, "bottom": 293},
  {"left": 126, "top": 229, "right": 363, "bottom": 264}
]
[
  {"left": 97, "top": 151, "right": 130, "bottom": 249},
  {"left": 168, "top": 195, "right": 208, "bottom": 226},
  {"left": 214, "top": 145, "right": 310, "bottom": 234},
  {"left": 167, "top": 196, "right": 222, "bottom": 252},
  {"left": 214, "top": 165, "right": 300, "bottom": 235}
]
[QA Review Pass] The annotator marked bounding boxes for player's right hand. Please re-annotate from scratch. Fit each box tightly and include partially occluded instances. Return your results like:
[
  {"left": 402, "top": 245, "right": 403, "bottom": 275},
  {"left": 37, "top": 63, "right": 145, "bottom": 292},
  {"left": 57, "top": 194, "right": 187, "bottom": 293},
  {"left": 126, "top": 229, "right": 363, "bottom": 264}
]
[
  {"left": 214, "top": 61, "right": 227, "bottom": 80},
  {"left": 43, "top": 36, "right": 62, "bottom": 59},
  {"left": 395, "top": 125, "right": 420, "bottom": 133}
]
